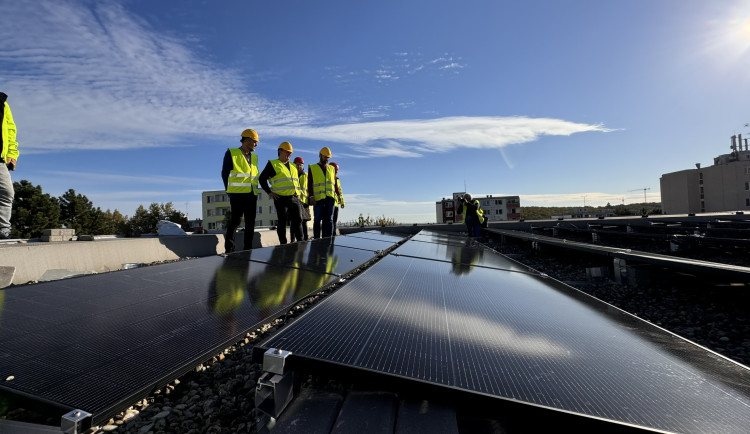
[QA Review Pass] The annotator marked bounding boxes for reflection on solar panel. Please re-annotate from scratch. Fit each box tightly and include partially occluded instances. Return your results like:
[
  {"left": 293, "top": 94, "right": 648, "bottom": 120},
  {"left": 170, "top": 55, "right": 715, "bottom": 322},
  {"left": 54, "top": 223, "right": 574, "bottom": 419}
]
[
  {"left": 261, "top": 231, "right": 750, "bottom": 433},
  {"left": 0, "top": 235, "right": 403, "bottom": 426}
]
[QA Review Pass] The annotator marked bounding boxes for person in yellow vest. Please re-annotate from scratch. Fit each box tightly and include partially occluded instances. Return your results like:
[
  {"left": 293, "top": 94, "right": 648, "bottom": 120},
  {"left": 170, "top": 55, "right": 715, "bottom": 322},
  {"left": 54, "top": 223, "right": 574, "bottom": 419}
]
[
  {"left": 221, "top": 129, "right": 259, "bottom": 253},
  {"left": 290, "top": 156, "right": 310, "bottom": 242},
  {"left": 259, "top": 141, "right": 303, "bottom": 244},
  {"left": 1, "top": 92, "right": 19, "bottom": 239},
  {"left": 455, "top": 193, "right": 484, "bottom": 237},
  {"left": 330, "top": 162, "right": 345, "bottom": 231},
  {"left": 307, "top": 147, "right": 340, "bottom": 239}
]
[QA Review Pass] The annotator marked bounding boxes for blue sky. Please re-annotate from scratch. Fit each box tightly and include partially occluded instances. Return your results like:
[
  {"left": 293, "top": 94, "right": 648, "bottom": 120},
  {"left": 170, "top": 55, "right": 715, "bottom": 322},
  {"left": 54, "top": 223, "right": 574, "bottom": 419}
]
[{"left": 1, "top": 0, "right": 749, "bottom": 223}]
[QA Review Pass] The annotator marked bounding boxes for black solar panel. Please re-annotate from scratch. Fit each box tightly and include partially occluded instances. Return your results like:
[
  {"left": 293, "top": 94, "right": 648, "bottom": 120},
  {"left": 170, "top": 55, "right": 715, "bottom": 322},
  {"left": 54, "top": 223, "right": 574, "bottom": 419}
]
[
  {"left": 344, "top": 230, "right": 409, "bottom": 244},
  {"left": 0, "top": 235, "right": 399, "bottom": 425},
  {"left": 260, "top": 231, "right": 750, "bottom": 434}
]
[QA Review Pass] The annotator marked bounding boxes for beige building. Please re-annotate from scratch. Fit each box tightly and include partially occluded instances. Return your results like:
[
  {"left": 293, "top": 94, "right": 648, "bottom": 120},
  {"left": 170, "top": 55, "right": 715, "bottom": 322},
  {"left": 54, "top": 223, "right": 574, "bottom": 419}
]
[
  {"left": 202, "top": 190, "right": 278, "bottom": 232},
  {"left": 660, "top": 134, "right": 750, "bottom": 214},
  {"left": 436, "top": 192, "right": 521, "bottom": 223}
]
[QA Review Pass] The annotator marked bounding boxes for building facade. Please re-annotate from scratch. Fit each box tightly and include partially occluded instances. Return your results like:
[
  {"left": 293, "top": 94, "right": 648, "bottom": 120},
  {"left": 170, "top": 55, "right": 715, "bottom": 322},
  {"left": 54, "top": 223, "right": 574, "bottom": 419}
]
[
  {"left": 201, "top": 190, "right": 278, "bottom": 232},
  {"left": 660, "top": 134, "right": 750, "bottom": 214},
  {"left": 435, "top": 192, "right": 521, "bottom": 224}
]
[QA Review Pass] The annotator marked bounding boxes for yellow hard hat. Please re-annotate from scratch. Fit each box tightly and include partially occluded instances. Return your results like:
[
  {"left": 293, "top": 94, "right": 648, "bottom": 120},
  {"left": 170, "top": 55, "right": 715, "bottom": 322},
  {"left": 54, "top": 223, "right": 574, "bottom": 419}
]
[
  {"left": 320, "top": 147, "right": 332, "bottom": 157},
  {"left": 279, "top": 141, "right": 293, "bottom": 152},
  {"left": 241, "top": 129, "right": 259, "bottom": 141}
]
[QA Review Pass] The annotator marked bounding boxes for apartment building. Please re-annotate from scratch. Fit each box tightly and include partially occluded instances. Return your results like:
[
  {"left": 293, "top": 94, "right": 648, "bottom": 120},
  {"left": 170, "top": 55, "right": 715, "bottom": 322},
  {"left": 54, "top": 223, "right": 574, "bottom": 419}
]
[
  {"left": 660, "top": 134, "right": 750, "bottom": 214},
  {"left": 201, "top": 190, "right": 278, "bottom": 232},
  {"left": 436, "top": 192, "right": 521, "bottom": 223}
]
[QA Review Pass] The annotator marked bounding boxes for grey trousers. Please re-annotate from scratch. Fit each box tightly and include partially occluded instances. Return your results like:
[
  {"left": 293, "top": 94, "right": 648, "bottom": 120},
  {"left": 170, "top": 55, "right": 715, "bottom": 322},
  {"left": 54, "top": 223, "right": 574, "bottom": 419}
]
[{"left": 0, "top": 162, "right": 13, "bottom": 235}]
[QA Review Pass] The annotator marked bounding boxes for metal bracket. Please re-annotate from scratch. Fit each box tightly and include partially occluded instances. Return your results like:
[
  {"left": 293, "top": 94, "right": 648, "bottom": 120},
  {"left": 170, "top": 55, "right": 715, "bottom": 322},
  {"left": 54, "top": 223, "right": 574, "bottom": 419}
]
[
  {"left": 255, "top": 348, "right": 295, "bottom": 432},
  {"left": 61, "top": 409, "right": 92, "bottom": 434}
]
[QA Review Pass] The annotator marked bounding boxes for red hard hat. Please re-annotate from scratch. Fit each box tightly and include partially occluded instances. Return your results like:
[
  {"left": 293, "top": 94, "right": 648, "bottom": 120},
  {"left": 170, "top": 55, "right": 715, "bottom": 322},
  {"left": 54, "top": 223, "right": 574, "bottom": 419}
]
[
  {"left": 293, "top": 156, "right": 304, "bottom": 164},
  {"left": 330, "top": 162, "right": 339, "bottom": 171}
]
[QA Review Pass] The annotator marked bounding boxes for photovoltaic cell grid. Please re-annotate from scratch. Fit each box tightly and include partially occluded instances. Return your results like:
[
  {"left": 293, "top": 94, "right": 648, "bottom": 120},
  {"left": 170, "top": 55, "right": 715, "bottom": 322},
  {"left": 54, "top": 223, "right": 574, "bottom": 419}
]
[
  {"left": 0, "top": 234, "right": 405, "bottom": 425},
  {"left": 260, "top": 230, "right": 750, "bottom": 433}
]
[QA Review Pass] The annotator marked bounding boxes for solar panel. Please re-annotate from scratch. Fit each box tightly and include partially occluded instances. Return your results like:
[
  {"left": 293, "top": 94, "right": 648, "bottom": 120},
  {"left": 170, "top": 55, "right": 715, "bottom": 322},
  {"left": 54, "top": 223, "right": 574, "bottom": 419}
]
[
  {"left": 332, "top": 235, "right": 399, "bottom": 252},
  {"left": 260, "top": 231, "right": 750, "bottom": 433},
  {"left": 345, "top": 230, "right": 409, "bottom": 244},
  {"left": 0, "top": 235, "right": 400, "bottom": 425}
]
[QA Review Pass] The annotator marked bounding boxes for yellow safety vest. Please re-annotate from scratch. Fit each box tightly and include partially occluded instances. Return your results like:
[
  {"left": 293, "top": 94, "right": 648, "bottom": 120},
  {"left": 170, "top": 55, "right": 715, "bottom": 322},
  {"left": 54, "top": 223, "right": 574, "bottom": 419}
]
[
  {"left": 334, "top": 178, "right": 344, "bottom": 207},
  {"left": 1, "top": 101, "right": 19, "bottom": 162},
  {"left": 298, "top": 172, "right": 308, "bottom": 204},
  {"left": 462, "top": 200, "right": 485, "bottom": 224},
  {"left": 227, "top": 148, "right": 258, "bottom": 194},
  {"left": 269, "top": 159, "right": 300, "bottom": 197},
  {"left": 310, "top": 164, "right": 336, "bottom": 201}
]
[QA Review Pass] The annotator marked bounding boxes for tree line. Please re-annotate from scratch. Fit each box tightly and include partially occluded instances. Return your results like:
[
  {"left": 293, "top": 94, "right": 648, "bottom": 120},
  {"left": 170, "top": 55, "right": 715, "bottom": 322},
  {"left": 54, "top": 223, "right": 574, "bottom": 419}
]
[{"left": 10, "top": 180, "right": 188, "bottom": 239}]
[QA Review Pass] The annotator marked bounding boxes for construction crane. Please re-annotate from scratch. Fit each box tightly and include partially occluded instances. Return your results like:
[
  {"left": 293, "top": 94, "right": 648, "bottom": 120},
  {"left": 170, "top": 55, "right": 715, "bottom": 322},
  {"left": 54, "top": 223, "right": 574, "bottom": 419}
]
[{"left": 629, "top": 187, "right": 651, "bottom": 203}]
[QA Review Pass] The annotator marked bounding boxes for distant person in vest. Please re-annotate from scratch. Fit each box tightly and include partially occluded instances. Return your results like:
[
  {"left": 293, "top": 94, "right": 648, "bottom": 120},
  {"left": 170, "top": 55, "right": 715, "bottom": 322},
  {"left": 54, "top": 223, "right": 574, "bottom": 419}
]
[
  {"left": 0, "top": 92, "right": 19, "bottom": 240},
  {"left": 290, "top": 156, "right": 310, "bottom": 242},
  {"left": 330, "top": 162, "right": 345, "bottom": 231},
  {"left": 221, "top": 129, "right": 259, "bottom": 253},
  {"left": 308, "top": 147, "right": 339, "bottom": 239},
  {"left": 259, "top": 142, "right": 303, "bottom": 244},
  {"left": 456, "top": 193, "right": 484, "bottom": 238}
]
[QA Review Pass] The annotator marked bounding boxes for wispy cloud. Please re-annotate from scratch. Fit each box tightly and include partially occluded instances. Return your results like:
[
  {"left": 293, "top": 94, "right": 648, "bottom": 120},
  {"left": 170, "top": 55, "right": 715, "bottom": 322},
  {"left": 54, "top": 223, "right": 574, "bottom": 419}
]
[
  {"left": 271, "top": 116, "right": 614, "bottom": 158},
  {"left": 0, "top": 1, "right": 314, "bottom": 151},
  {"left": 0, "top": 1, "right": 611, "bottom": 161}
]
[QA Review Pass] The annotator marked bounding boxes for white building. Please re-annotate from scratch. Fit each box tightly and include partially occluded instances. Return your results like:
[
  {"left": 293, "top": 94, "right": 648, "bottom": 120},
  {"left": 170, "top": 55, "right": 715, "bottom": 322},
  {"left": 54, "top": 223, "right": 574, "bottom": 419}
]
[
  {"left": 436, "top": 192, "right": 521, "bottom": 224},
  {"left": 201, "top": 190, "right": 277, "bottom": 232}
]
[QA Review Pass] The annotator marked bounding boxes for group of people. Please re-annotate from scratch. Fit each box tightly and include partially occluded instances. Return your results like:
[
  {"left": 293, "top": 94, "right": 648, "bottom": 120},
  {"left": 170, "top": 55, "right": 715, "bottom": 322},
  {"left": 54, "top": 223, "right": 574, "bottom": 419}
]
[
  {"left": 221, "top": 129, "right": 344, "bottom": 252},
  {"left": 456, "top": 193, "right": 485, "bottom": 238}
]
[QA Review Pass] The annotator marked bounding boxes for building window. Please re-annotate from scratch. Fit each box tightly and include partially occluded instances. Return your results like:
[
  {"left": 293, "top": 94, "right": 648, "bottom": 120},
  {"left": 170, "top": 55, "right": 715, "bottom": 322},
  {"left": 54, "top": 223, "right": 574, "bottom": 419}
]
[
  {"left": 270, "top": 206, "right": 276, "bottom": 214},
  {"left": 745, "top": 166, "right": 750, "bottom": 175},
  {"left": 445, "top": 201, "right": 453, "bottom": 209},
  {"left": 206, "top": 196, "right": 211, "bottom": 203},
  {"left": 207, "top": 209, "right": 214, "bottom": 217},
  {"left": 747, "top": 198, "right": 750, "bottom": 207},
  {"left": 208, "top": 222, "right": 215, "bottom": 229},
  {"left": 257, "top": 206, "right": 262, "bottom": 214},
  {"left": 445, "top": 211, "right": 453, "bottom": 217},
  {"left": 746, "top": 182, "right": 750, "bottom": 191},
  {"left": 258, "top": 193, "right": 262, "bottom": 200},
  {"left": 495, "top": 200, "right": 503, "bottom": 205}
]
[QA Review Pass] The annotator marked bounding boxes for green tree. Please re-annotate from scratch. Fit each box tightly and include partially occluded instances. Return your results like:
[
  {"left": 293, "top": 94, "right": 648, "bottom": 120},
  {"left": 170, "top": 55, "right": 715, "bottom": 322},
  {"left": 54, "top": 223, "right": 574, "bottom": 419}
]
[
  {"left": 124, "top": 202, "right": 188, "bottom": 236},
  {"left": 10, "top": 180, "right": 61, "bottom": 238},
  {"left": 58, "top": 189, "right": 96, "bottom": 234}
]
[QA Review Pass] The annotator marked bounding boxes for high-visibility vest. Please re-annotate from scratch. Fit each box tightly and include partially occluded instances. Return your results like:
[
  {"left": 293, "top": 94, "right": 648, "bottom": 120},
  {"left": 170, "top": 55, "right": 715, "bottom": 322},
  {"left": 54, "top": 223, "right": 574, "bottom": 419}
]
[
  {"left": 310, "top": 164, "right": 335, "bottom": 201},
  {"left": 227, "top": 148, "right": 258, "bottom": 194},
  {"left": 1, "top": 99, "right": 19, "bottom": 162},
  {"left": 334, "top": 178, "right": 345, "bottom": 207},
  {"left": 462, "top": 200, "right": 485, "bottom": 224},
  {"left": 298, "top": 172, "right": 308, "bottom": 204},
  {"left": 268, "top": 159, "right": 300, "bottom": 196}
]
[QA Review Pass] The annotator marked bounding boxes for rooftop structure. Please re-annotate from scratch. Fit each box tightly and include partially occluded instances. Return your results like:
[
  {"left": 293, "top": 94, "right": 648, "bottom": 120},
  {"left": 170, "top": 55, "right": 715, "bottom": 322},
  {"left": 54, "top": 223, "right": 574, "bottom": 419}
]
[{"left": 660, "top": 134, "right": 750, "bottom": 214}]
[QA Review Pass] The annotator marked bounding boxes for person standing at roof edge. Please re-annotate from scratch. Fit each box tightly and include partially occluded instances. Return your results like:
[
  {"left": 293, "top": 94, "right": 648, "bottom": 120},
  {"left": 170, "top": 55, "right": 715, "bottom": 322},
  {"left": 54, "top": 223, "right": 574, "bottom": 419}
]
[
  {"left": 456, "top": 193, "right": 484, "bottom": 238},
  {"left": 259, "top": 141, "right": 303, "bottom": 244},
  {"left": 222, "top": 129, "right": 259, "bottom": 253},
  {"left": 290, "top": 156, "right": 310, "bottom": 242},
  {"left": 330, "top": 162, "right": 345, "bottom": 232},
  {"left": 308, "top": 147, "right": 340, "bottom": 239},
  {"left": 0, "top": 92, "right": 19, "bottom": 240}
]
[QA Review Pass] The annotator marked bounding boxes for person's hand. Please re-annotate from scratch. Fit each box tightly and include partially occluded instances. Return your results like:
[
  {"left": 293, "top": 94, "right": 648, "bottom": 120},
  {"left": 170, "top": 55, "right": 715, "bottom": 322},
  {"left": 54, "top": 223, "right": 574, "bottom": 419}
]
[
  {"left": 6, "top": 158, "right": 16, "bottom": 171},
  {"left": 309, "top": 197, "right": 316, "bottom": 206},
  {"left": 341, "top": 204, "right": 345, "bottom": 209},
  {"left": 270, "top": 192, "right": 280, "bottom": 200}
]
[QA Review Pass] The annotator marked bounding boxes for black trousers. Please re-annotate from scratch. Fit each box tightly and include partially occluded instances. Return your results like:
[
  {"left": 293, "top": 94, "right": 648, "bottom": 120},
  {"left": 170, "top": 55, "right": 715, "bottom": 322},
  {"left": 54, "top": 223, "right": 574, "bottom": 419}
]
[
  {"left": 225, "top": 193, "right": 257, "bottom": 252},
  {"left": 291, "top": 205, "right": 310, "bottom": 242},
  {"left": 275, "top": 196, "right": 303, "bottom": 244}
]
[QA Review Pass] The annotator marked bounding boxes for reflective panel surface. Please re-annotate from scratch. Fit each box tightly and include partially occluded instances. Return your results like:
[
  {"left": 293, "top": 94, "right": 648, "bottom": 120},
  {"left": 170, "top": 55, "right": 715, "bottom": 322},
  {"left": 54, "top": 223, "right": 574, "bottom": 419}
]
[
  {"left": 0, "top": 235, "right": 397, "bottom": 424},
  {"left": 262, "top": 231, "right": 750, "bottom": 433},
  {"left": 332, "top": 235, "right": 399, "bottom": 251},
  {"left": 345, "top": 230, "right": 408, "bottom": 244}
]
